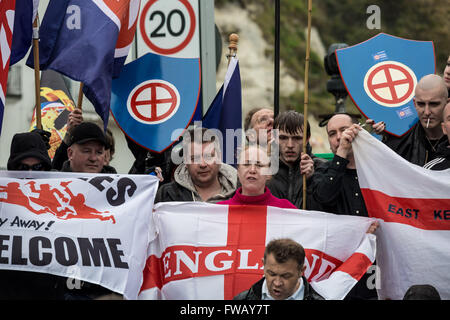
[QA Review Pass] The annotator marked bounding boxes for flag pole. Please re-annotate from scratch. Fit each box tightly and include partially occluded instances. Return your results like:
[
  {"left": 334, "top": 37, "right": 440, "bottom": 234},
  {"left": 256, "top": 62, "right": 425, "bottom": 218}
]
[
  {"left": 274, "top": 0, "right": 280, "bottom": 118},
  {"left": 77, "top": 82, "right": 84, "bottom": 110},
  {"left": 227, "top": 33, "right": 239, "bottom": 65},
  {"left": 302, "top": 0, "right": 313, "bottom": 210},
  {"left": 32, "top": 15, "right": 42, "bottom": 130}
]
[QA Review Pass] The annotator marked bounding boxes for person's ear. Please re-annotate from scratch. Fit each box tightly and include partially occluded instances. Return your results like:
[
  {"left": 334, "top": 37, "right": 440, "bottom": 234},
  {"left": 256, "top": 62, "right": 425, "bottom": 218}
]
[
  {"left": 299, "top": 264, "right": 306, "bottom": 277},
  {"left": 67, "top": 147, "right": 73, "bottom": 161}
]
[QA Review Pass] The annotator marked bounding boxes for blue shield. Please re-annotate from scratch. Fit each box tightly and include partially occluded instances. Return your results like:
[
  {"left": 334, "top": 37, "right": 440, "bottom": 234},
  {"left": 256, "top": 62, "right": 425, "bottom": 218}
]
[
  {"left": 111, "top": 53, "right": 201, "bottom": 152},
  {"left": 336, "top": 33, "right": 435, "bottom": 137}
]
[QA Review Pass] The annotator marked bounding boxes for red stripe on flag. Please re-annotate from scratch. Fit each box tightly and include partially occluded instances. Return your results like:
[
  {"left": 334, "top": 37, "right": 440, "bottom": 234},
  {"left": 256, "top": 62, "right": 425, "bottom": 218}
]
[
  {"left": 140, "top": 255, "right": 163, "bottom": 292},
  {"left": 334, "top": 252, "right": 372, "bottom": 281},
  {"left": 224, "top": 205, "right": 267, "bottom": 300},
  {"left": 361, "top": 188, "right": 450, "bottom": 230}
]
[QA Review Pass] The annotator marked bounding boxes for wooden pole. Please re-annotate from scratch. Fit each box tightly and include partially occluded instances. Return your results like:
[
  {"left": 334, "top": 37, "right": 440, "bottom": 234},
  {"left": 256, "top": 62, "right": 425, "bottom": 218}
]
[
  {"left": 227, "top": 33, "right": 239, "bottom": 65},
  {"left": 32, "top": 15, "right": 41, "bottom": 130},
  {"left": 274, "top": 0, "right": 280, "bottom": 118},
  {"left": 77, "top": 82, "right": 84, "bottom": 110},
  {"left": 302, "top": 0, "right": 313, "bottom": 210}
]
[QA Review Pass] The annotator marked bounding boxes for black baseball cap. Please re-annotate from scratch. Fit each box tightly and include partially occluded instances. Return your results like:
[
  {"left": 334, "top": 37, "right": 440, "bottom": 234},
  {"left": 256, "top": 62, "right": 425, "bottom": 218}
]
[{"left": 68, "top": 122, "right": 107, "bottom": 147}]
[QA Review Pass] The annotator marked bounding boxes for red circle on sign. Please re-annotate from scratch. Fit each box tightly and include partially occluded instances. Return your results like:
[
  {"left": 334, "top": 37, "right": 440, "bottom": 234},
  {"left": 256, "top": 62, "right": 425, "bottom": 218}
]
[
  {"left": 140, "top": 0, "right": 196, "bottom": 55},
  {"left": 129, "top": 82, "right": 178, "bottom": 123},
  {"left": 366, "top": 63, "right": 415, "bottom": 105}
]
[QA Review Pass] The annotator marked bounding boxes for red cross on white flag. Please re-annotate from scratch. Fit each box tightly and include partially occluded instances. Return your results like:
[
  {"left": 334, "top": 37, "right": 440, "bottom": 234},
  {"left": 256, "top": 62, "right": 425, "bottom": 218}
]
[{"left": 139, "top": 202, "right": 376, "bottom": 300}]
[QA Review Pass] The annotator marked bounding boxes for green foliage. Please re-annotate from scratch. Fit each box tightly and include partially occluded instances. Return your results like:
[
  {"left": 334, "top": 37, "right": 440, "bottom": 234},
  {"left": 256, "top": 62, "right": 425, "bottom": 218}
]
[{"left": 215, "top": 0, "right": 449, "bottom": 117}]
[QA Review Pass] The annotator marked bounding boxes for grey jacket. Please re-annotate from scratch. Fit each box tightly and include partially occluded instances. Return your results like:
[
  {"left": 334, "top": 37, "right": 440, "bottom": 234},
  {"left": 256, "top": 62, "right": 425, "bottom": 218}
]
[{"left": 154, "top": 163, "right": 237, "bottom": 203}]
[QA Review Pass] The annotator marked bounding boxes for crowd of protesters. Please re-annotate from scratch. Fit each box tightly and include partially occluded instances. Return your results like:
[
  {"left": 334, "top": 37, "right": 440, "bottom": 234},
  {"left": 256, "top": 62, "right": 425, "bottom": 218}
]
[{"left": 1, "top": 69, "right": 449, "bottom": 300}]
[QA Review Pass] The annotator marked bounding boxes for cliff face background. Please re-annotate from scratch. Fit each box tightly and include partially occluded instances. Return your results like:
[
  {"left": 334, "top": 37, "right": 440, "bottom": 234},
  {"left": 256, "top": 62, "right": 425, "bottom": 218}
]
[{"left": 214, "top": 0, "right": 449, "bottom": 153}]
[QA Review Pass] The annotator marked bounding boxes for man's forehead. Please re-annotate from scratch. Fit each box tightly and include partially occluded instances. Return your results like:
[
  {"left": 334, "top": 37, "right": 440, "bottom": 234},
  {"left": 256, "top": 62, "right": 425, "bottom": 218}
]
[
  {"left": 188, "top": 141, "right": 216, "bottom": 154},
  {"left": 327, "top": 114, "right": 353, "bottom": 131},
  {"left": 252, "top": 109, "right": 273, "bottom": 121},
  {"left": 279, "top": 128, "right": 303, "bottom": 136}
]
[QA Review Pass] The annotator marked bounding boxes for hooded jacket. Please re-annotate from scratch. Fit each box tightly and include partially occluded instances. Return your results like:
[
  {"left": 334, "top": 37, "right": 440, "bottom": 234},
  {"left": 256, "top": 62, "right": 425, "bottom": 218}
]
[
  {"left": 7, "top": 132, "right": 52, "bottom": 170},
  {"left": 154, "top": 162, "right": 237, "bottom": 203}
]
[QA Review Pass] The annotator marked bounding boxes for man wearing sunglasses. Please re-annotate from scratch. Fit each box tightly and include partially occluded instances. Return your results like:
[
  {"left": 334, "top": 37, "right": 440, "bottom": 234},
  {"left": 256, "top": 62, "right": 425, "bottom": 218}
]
[
  {"left": 7, "top": 131, "right": 52, "bottom": 171},
  {"left": 2, "top": 131, "right": 67, "bottom": 299}
]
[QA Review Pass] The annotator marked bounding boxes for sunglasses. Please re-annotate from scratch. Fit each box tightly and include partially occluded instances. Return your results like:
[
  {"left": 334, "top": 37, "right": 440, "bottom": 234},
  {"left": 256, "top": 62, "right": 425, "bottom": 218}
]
[{"left": 15, "top": 162, "right": 47, "bottom": 171}]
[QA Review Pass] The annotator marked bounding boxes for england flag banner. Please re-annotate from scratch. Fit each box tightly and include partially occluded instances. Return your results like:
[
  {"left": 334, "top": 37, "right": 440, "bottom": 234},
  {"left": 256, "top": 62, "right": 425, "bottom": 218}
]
[
  {"left": 352, "top": 130, "right": 450, "bottom": 300},
  {"left": 0, "top": 171, "right": 159, "bottom": 300},
  {"left": 139, "top": 202, "right": 377, "bottom": 300}
]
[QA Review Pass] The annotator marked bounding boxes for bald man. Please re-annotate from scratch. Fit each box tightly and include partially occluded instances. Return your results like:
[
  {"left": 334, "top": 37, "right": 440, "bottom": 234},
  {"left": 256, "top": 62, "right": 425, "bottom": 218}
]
[{"left": 383, "top": 74, "right": 449, "bottom": 166}]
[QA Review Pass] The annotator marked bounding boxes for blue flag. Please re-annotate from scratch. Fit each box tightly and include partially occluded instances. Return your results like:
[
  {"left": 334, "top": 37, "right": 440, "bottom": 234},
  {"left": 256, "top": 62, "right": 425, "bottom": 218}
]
[
  {"left": 202, "top": 57, "right": 242, "bottom": 165},
  {"left": 111, "top": 52, "right": 200, "bottom": 153},
  {"left": 10, "top": 0, "right": 39, "bottom": 66},
  {"left": 26, "top": 0, "right": 140, "bottom": 129}
]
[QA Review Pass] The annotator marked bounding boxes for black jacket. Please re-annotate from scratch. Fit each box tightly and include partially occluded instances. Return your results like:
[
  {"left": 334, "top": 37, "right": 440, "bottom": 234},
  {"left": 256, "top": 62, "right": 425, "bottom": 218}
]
[
  {"left": 267, "top": 156, "right": 324, "bottom": 210},
  {"left": 311, "top": 155, "right": 367, "bottom": 217},
  {"left": 423, "top": 141, "right": 450, "bottom": 170},
  {"left": 383, "top": 123, "right": 447, "bottom": 166},
  {"left": 310, "top": 155, "right": 378, "bottom": 300},
  {"left": 233, "top": 277, "right": 324, "bottom": 300}
]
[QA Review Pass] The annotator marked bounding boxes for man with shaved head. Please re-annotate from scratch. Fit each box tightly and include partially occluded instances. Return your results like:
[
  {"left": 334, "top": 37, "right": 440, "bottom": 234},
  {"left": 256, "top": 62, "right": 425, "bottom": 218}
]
[{"left": 383, "top": 74, "right": 449, "bottom": 166}]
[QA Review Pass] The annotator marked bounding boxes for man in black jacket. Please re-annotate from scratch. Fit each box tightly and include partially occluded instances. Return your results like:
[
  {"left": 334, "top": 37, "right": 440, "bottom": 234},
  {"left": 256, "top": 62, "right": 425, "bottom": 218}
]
[
  {"left": 52, "top": 109, "right": 116, "bottom": 173},
  {"left": 423, "top": 101, "right": 450, "bottom": 170},
  {"left": 266, "top": 111, "right": 324, "bottom": 209},
  {"left": 62, "top": 121, "right": 111, "bottom": 173},
  {"left": 234, "top": 238, "right": 324, "bottom": 300},
  {"left": 383, "top": 74, "right": 448, "bottom": 166},
  {"left": 1, "top": 131, "right": 66, "bottom": 300},
  {"left": 311, "top": 113, "right": 382, "bottom": 300}
]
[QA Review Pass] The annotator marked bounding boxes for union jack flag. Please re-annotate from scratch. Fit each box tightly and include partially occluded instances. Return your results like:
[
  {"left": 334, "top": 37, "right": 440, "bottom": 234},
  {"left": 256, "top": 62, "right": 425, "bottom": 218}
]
[{"left": 0, "top": 0, "right": 16, "bottom": 135}]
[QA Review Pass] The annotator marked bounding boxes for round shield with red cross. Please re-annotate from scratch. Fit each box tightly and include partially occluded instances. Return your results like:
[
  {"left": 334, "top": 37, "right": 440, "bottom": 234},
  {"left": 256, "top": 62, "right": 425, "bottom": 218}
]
[
  {"left": 364, "top": 61, "right": 417, "bottom": 108},
  {"left": 127, "top": 80, "right": 180, "bottom": 125},
  {"left": 336, "top": 33, "right": 435, "bottom": 137}
]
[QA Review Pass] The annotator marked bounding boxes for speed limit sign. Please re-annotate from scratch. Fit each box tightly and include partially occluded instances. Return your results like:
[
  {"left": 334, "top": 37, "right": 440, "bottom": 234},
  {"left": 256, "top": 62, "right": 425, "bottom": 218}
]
[{"left": 137, "top": 0, "right": 200, "bottom": 58}]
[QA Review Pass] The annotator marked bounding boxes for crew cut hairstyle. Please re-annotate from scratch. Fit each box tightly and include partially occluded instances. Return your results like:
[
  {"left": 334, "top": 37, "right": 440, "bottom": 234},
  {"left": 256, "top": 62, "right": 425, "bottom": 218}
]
[
  {"left": 273, "top": 110, "right": 311, "bottom": 140},
  {"left": 182, "top": 127, "right": 222, "bottom": 160},
  {"left": 264, "top": 238, "right": 305, "bottom": 271}
]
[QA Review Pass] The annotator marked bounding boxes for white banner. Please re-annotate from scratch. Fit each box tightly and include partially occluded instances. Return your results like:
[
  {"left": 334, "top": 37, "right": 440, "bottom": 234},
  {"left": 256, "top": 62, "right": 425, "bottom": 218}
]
[
  {"left": 139, "top": 202, "right": 376, "bottom": 300},
  {"left": 353, "top": 130, "right": 450, "bottom": 300},
  {"left": 0, "top": 171, "right": 159, "bottom": 300}
]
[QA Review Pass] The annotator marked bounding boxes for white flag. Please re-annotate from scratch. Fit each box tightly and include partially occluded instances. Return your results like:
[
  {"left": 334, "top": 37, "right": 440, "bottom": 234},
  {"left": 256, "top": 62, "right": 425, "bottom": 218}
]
[
  {"left": 0, "top": 171, "right": 159, "bottom": 300},
  {"left": 353, "top": 130, "right": 450, "bottom": 300},
  {"left": 139, "top": 202, "right": 376, "bottom": 300}
]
